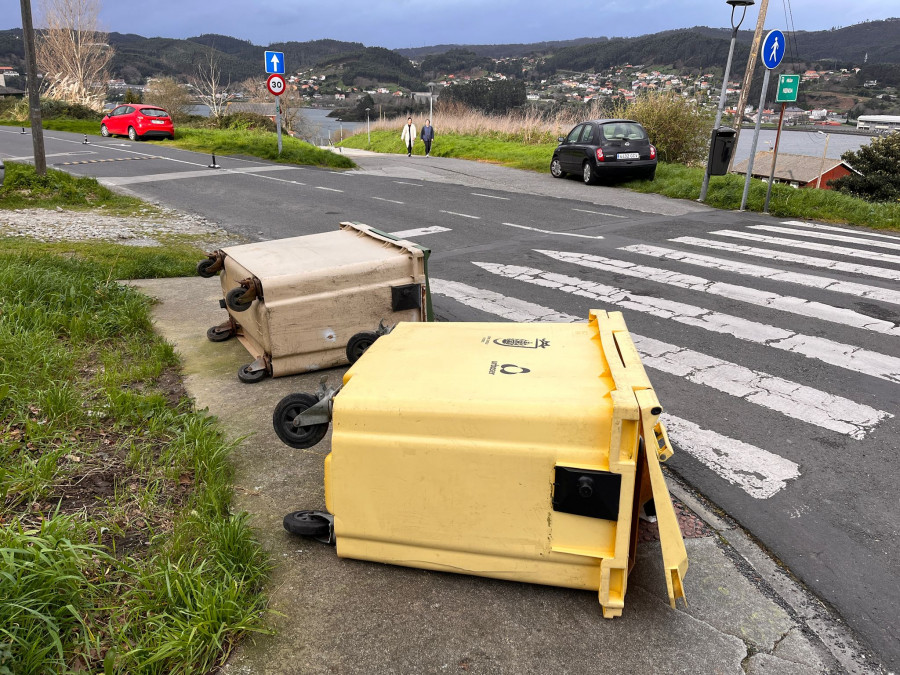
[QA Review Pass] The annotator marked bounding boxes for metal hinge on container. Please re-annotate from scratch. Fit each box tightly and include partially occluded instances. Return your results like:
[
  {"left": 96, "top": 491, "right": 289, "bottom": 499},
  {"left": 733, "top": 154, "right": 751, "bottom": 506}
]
[{"left": 296, "top": 378, "right": 342, "bottom": 427}]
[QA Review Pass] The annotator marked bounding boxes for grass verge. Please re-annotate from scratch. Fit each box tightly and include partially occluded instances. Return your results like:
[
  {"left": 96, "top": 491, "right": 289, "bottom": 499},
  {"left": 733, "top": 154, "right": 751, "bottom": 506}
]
[
  {"left": 0, "top": 234, "right": 269, "bottom": 672},
  {"left": 340, "top": 130, "right": 900, "bottom": 230},
  {"left": 0, "top": 161, "right": 150, "bottom": 216},
  {"left": 3, "top": 120, "right": 355, "bottom": 169}
]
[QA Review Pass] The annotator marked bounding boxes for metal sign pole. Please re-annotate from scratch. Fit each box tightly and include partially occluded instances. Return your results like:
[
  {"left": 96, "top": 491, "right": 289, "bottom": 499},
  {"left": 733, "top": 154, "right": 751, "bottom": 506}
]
[
  {"left": 739, "top": 67, "right": 771, "bottom": 211},
  {"left": 763, "top": 102, "right": 786, "bottom": 212},
  {"left": 275, "top": 94, "right": 283, "bottom": 155}
]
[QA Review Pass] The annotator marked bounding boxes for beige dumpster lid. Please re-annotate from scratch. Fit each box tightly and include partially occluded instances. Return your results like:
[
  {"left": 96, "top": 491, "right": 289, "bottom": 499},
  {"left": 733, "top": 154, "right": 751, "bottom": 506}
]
[{"left": 222, "top": 223, "right": 421, "bottom": 279}]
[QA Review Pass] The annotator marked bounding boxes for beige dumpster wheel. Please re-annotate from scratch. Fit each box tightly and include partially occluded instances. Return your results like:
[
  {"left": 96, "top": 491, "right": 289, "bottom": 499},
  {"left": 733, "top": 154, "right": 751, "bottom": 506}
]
[
  {"left": 238, "top": 363, "right": 269, "bottom": 384},
  {"left": 273, "top": 393, "right": 329, "bottom": 448},
  {"left": 197, "top": 258, "right": 218, "bottom": 278},
  {"left": 226, "top": 287, "right": 254, "bottom": 312},
  {"left": 283, "top": 510, "right": 331, "bottom": 538},
  {"left": 346, "top": 331, "right": 380, "bottom": 364},
  {"left": 207, "top": 324, "right": 235, "bottom": 342}
]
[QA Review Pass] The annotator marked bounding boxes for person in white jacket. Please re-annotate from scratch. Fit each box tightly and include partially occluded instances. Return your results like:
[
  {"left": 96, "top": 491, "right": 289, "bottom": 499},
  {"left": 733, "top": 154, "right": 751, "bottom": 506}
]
[{"left": 401, "top": 117, "right": 417, "bottom": 156}]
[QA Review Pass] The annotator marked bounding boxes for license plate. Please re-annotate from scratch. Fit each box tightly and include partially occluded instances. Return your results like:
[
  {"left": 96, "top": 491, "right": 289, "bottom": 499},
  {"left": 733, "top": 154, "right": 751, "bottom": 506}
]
[
  {"left": 152, "top": 120, "right": 165, "bottom": 125},
  {"left": 617, "top": 152, "right": 640, "bottom": 160}
]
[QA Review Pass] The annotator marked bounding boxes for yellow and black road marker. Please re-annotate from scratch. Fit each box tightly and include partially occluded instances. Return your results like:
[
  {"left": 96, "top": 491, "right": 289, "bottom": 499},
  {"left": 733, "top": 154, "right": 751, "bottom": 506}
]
[{"left": 58, "top": 156, "right": 162, "bottom": 166}]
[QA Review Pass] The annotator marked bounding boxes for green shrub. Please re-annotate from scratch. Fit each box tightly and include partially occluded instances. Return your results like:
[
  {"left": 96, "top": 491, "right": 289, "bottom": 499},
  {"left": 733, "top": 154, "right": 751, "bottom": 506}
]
[
  {"left": 831, "top": 132, "right": 900, "bottom": 202},
  {"left": 608, "top": 91, "right": 713, "bottom": 166},
  {"left": 215, "top": 112, "right": 277, "bottom": 133}
]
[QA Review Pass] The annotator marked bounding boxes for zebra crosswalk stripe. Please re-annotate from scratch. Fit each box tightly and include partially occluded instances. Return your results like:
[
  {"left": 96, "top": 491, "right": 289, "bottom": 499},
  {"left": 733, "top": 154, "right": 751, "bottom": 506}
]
[
  {"left": 750, "top": 225, "right": 900, "bottom": 252},
  {"left": 474, "top": 262, "right": 900, "bottom": 384},
  {"left": 781, "top": 221, "right": 900, "bottom": 242},
  {"left": 536, "top": 249, "right": 900, "bottom": 334},
  {"left": 429, "top": 278, "right": 890, "bottom": 439},
  {"left": 710, "top": 230, "right": 900, "bottom": 266},
  {"left": 670, "top": 237, "right": 900, "bottom": 282},
  {"left": 618, "top": 244, "right": 900, "bottom": 307}
]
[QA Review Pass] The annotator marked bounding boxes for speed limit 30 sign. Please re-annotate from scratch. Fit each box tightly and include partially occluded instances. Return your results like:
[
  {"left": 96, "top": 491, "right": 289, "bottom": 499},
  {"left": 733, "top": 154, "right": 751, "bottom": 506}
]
[{"left": 267, "top": 74, "right": 286, "bottom": 96}]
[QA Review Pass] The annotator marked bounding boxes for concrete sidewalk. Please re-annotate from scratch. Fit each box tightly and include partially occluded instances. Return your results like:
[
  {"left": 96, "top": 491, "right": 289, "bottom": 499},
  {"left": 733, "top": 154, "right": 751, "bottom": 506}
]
[
  {"left": 131, "top": 276, "right": 878, "bottom": 675},
  {"left": 325, "top": 146, "right": 707, "bottom": 218}
]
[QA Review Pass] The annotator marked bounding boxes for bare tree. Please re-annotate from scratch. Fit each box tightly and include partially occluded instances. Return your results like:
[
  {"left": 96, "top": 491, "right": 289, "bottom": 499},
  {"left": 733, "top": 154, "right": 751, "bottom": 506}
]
[
  {"left": 36, "top": 0, "right": 113, "bottom": 111},
  {"left": 190, "top": 46, "right": 229, "bottom": 119},
  {"left": 144, "top": 77, "right": 193, "bottom": 122}
]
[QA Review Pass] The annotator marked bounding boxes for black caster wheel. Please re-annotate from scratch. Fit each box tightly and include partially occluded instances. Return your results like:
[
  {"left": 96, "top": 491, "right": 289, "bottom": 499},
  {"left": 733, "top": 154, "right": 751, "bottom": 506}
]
[
  {"left": 272, "top": 393, "right": 329, "bottom": 448},
  {"left": 206, "top": 324, "right": 235, "bottom": 342},
  {"left": 237, "top": 363, "right": 268, "bottom": 384},
  {"left": 346, "top": 331, "right": 380, "bottom": 364},
  {"left": 197, "top": 258, "right": 218, "bottom": 278},
  {"left": 226, "top": 286, "right": 253, "bottom": 312},
  {"left": 283, "top": 510, "right": 332, "bottom": 538}
]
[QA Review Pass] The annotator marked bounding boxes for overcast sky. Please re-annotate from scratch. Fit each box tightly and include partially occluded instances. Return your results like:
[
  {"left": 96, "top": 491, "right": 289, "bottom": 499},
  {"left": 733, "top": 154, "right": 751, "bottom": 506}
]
[{"left": 28, "top": 1, "right": 900, "bottom": 49}]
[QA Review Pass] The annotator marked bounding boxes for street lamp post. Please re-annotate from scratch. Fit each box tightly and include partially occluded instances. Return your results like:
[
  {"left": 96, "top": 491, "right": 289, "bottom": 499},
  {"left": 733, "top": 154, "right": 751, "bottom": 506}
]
[
  {"left": 365, "top": 107, "right": 371, "bottom": 146},
  {"left": 699, "top": 0, "right": 755, "bottom": 202}
]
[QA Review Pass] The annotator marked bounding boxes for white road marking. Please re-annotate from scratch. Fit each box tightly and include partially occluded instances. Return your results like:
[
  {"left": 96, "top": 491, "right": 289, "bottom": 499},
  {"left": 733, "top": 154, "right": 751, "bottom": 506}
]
[
  {"left": 572, "top": 208, "right": 626, "bottom": 218},
  {"left": 475, "top": 262, "right": 900, "bottom": 383},
  {"left": 472, "top": 192, "right": 510, "bottom": 200},
  {"left": 503, "top": 223, "right": 604, "bottom": 239},
  {"left": 429, "top": 278, "right": 889, "bottom": 438},
  {"left": 371, "top": 196, "right": 405, "bottom": 204},
  {"left": 440, "top": 210, "right": 481, "bottom": 219},
  {"left": 99, "top": 165, "right": 303, "bottom": 186},
  {"left": 389, "top": 226, "right": 451, "bottom": 238},
  {"left": 620, "top": 244, "right": 900, "bottom": 306},
  {"left": 4, "top": 151, "right": 96, "bottom": 161},
  {"left": 711, "top": 230, "right": 900, "bottom": 266},
  {"left": 315, "top": 186, "right": 344, "bottom": 192},
  {"left": 671, "top": 237, "right": 900, "bottom": 283},
  {"left": 749, "top": 225, "right": 900, "bottom": 252},
  {"left": 781, "top": 221, "right": 900, "bottom": 242},
  {"left": 393, "top": 180, "right": 423, "bottom": 186},
  {"left": 659, "top": 415, "right": 800, "bottom": 499},
  {"left": 538, "top": 248, "right": 900, "bottom": 334}
]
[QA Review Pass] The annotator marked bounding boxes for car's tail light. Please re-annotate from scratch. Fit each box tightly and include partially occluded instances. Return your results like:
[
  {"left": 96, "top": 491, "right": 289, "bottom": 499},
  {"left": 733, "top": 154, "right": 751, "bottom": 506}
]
[
  {"left": 649, "top": 144, "right": 657, "bottom": 159},
  {"left": 596, "top": 148, "right": 605, "bottom": 162}
]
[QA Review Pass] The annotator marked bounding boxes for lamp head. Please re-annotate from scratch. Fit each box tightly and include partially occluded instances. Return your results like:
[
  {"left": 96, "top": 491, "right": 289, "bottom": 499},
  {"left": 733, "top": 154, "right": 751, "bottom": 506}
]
[{"left": 726, "top": 0, "right": 755, "bottom": 6}]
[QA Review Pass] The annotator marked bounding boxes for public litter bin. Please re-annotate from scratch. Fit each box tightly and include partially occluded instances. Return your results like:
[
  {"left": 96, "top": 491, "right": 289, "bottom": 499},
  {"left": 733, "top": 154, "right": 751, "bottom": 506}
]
[
  {"left": 197, "top": 221, "right": 432, "bottom": 383},
  {"left": 276, "top": 310, "right": 688, "bottom": 617},
  {"left": 707, "top": 126, "right": 737, "bottom": 175}
]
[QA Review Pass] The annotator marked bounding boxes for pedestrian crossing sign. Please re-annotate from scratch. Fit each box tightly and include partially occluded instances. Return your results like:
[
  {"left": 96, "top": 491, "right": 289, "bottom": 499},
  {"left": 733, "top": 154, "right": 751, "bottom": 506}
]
[{"left": 776, "top": 74, "right": 800, "bottom": 102}]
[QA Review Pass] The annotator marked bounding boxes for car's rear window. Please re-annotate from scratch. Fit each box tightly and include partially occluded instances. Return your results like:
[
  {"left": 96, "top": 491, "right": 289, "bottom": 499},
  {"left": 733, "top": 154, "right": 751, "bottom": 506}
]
[
  {"left": 601, "top": 123, "right": 647, "bottom": 141},
  {"left": 141, "top": 109, "right": 170, "bottom": 118}
]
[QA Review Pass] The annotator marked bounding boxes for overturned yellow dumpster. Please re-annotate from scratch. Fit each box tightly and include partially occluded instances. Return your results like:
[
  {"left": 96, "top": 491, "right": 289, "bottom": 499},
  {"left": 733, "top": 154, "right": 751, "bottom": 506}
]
[
  {"left": 198, "top": 221, "right": 431, "bottom": 383},
  {"left": 277, "top": 310, "right": 687, "bottom": 617}
]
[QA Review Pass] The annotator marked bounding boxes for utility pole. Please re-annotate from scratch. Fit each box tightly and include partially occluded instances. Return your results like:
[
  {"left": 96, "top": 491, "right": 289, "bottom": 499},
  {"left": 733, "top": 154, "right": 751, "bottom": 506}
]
[
  {"left": 20, "top": 0, "right": 46, "bottom": 175},
  {"left": 729, "top": 0, "right": 770, "bottom": 172}
]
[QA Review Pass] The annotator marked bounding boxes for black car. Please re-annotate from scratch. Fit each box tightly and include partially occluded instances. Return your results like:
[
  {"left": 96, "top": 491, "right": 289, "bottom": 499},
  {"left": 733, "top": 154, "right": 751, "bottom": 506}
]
[{"left": 550, "top": 119, "right": 657, "bottom": 184}]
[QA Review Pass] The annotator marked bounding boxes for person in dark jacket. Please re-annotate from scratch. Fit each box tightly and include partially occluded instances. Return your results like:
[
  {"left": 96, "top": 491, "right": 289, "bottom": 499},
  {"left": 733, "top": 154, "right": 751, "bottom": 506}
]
[{"left": 420, "top": 119, "right": 434, "bottom": 157}]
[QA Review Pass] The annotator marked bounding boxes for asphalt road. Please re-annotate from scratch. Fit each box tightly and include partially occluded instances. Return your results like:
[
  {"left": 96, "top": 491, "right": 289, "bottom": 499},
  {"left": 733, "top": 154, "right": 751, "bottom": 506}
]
[{"left": 4, "top": 128, "right": 899, "bottom": 670}]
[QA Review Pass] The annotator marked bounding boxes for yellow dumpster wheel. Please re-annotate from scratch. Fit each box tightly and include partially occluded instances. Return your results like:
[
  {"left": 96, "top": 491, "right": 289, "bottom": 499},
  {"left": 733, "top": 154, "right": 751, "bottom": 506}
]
[
  {"left": 283, "top": 510, "right": 332, "bottom": 537},
  {"left": 346, "top": 331, "right": 380, "bottom": 364},
  {"left": 273, "top": 393, "right": 330, "bottom": 448}
]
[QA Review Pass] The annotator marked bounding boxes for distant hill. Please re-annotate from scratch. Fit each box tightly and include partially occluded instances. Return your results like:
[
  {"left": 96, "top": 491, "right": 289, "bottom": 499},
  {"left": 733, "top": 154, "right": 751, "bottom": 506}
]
[
  {"left": 396, "top": 37, "right": 607, "bottom": 60},
  {"left": 0, "top": 18, "right": 897, "bottom": 88}
]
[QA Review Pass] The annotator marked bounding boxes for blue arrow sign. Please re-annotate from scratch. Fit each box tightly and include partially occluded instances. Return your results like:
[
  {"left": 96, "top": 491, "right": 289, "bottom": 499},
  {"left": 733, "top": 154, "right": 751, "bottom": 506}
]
[
  {"left": 761, "top": 30, "right": 786, "bottom": 70},
  {"left": 265, "top": 51, "right": 285, "bottom": 75}
]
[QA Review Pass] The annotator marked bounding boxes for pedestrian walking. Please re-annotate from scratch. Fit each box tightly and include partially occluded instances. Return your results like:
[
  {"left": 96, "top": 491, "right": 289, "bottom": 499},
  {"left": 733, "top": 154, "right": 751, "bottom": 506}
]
[
  {"left": 421, "top": 119, "right": 434, "bottom": 157},
  {"left": 401, "top": 117, "right": 417, "bottom": 156}
]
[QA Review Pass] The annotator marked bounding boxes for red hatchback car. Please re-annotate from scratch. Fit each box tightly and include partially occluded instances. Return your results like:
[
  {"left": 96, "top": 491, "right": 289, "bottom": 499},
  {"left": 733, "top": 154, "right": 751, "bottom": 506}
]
[{"left": 100, "top": 104, "right": 175, "bottom": 141}]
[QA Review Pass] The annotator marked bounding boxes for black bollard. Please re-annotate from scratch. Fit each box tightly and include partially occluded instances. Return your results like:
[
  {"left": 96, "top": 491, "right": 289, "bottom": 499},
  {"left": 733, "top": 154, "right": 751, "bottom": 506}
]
[
  {"left": 20, "top": 127, "right": 26, "bottom": 134},
  {"left": 82, "top": 135, "right": 90, "bottom": 145},
  {"left": 208, "top": 153, "right": 221, "bottom": 169}
]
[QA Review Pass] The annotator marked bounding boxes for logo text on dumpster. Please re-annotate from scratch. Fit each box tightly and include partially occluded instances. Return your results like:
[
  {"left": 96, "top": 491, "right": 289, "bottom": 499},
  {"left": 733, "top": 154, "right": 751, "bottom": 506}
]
[
  {"left": 489, "top": 361, "right": 531, "bottom": 375},
  {"left": 491, "top": 337, "right": 550, "bottom": 349}
]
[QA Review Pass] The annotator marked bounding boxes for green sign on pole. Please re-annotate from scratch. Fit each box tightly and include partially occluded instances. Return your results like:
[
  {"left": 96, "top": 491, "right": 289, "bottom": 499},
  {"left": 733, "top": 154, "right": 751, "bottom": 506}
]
[{"left": 776, "top": 74, "right": 800, "bottom": 103}]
